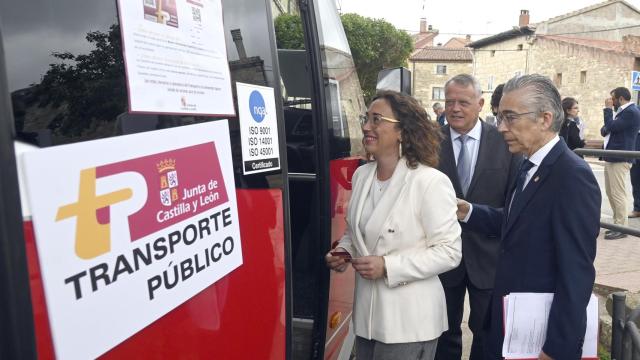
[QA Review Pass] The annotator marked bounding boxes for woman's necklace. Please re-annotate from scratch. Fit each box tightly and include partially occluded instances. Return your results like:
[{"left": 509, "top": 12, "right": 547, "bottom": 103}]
[{"left": 374, "top": 173, "right": 391, "bottom": 192}]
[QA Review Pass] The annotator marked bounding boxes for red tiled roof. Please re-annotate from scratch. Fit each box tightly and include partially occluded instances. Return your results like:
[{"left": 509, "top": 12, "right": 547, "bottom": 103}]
[
  {"left": 410, "top": 46, "right": 473, "bottom": 61},
  {"left": 444, "top": 37, "right": 471, "bottom": 48},
  {"left": 540, "top": 35, "right": 640, "bottom": 56},
  {"left": 412, "top": 31, "right": 438, "bottom": 51}
]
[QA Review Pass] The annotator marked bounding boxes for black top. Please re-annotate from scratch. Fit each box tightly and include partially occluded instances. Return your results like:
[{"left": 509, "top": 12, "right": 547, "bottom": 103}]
[{"left": 559, "top": 118, "right": 585, "bottom": 151}]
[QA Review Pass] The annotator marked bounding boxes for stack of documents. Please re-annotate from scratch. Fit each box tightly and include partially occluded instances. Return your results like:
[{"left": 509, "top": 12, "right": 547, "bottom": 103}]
[{"left": 502, "top": 293, "right": 598, "bottom": 359}]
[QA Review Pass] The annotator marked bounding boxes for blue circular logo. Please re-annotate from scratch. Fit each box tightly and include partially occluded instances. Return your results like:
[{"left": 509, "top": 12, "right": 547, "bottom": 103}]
[{"left": 249, "top": 90, "right": 266, "bottom": 123}]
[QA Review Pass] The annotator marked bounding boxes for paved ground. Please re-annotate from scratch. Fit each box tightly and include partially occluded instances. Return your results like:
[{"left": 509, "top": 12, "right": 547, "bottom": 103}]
[
  {"left": 590, "top": 159, "right": 640, "bottom": 293},
  {"left": 459, "top": 159, "right": 640, "bottom": 358}
]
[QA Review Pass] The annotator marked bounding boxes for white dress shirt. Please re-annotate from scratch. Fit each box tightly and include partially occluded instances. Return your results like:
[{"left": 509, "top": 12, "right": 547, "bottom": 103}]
[
  {"left": 450, "top": 119, "right": 482, "bottom": 182},
  {"left": 462, "top": 135, "right": 560, "bottom": 222}
]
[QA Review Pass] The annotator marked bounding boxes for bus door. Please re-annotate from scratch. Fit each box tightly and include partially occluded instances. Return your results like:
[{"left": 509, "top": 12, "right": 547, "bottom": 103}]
[
  {"left": 0, "top": 0, "right": 291, "bottom": 359},
  {"left": 279, "top": 0, "right": 365, "bottom": 358}
]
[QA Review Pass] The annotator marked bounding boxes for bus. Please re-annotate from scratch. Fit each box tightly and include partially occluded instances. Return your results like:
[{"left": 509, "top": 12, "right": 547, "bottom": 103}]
[{"left": 0, "top": 0, "right": 367, "bottom": 358}]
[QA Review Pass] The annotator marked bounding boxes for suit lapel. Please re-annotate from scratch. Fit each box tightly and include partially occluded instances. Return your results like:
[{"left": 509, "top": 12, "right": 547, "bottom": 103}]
[
  {"left": 440, "top": 126, "right": 464, "bottom": 196},
  {"left": 364, "top": 160, "right": 409, "bottom": 253},
  {"left": 615, "top": 103, "right": 635, "bottom": 119},
  {"left": 350, "top": 163, "right": 375, "bottom": 257},
  {"left": 503, "top": 140, "right": 566, "bottom": 239},
  {"left": 466, "top": 121, "right": 490, "bottom": 196}
]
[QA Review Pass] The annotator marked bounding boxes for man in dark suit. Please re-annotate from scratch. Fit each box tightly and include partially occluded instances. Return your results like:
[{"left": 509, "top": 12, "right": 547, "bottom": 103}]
[
  {"left": 433, "top": 102, "right": 446, "bottom": 126},
  {"left": 600, "top": 87, "right": 640, "bottom": 239},
  {"left": 457, "top": 74, "right": 601, "bottom": 360},
  {"left": 435, "top": 74, "right": 520, "bottom": 360},
  {"left": 628, "top": 132, "right": 640, "bottom": 218}
]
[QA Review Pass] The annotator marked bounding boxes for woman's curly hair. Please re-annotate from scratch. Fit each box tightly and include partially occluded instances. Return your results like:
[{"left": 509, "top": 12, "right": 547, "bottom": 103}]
[{"left": 371, "top": 90, "right": 443, "bottom": 168}]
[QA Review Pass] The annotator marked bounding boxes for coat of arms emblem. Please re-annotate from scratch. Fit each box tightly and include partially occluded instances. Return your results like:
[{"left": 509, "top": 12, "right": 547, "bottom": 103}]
[{"left": 157, "top": 159, "right": 179, "bottom": 206}]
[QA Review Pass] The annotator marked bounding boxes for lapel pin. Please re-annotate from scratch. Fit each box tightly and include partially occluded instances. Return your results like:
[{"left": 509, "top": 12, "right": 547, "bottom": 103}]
[
  {"left": 534, "top": 176, "right": 540, "bottom": 182},
  {"left": 388, "top": 229, "right": 395, "bottom": 233}
]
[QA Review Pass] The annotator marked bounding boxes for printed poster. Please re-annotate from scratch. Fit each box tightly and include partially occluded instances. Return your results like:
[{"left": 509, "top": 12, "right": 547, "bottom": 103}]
[
  {"left": 118, "top": 0, "right": 234, "bottom": 115},
  {"left": 236, "top": 82, "right": 281, "bottom": 174},
  {"left": 22, "top": 121, "right": 242, "bottom": 359}
]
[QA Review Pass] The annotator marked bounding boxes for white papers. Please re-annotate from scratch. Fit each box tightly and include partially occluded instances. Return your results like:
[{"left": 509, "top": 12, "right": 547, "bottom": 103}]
[
  {"left": 502, "top": 293, "right": 598, "bottom": 359},
  {"left": 118, "top": 0, "right": 234, "bottom": 115}
]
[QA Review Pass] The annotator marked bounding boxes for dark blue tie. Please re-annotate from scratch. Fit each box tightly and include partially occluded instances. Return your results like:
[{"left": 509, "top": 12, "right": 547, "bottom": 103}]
[{"left": 510, "top": 159, "right": 535, "bottom": 211}]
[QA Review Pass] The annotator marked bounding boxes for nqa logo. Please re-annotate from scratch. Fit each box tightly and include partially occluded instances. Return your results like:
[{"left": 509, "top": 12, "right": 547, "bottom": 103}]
[
  {"left": 249, "top": 90, "right": 267, "bottom": 123},
  {"left": 55, "top": 143, "right": 229, "bottom": 260}
]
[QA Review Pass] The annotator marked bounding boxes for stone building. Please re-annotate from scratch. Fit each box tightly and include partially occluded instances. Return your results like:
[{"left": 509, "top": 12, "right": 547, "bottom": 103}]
[
  {"left": 468, "top": 1, "right": 640, "bottom": 141},
  {"left": 271, "top": 0, "right": 298, "bottom": 16},
  {"left": 409, "top": 19, "right": 472, "bottom": 118}
]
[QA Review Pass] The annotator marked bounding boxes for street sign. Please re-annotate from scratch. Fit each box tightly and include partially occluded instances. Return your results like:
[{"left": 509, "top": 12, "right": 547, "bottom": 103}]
[{"left": 632, "top": 71, "right": 640, "bottom": 91}]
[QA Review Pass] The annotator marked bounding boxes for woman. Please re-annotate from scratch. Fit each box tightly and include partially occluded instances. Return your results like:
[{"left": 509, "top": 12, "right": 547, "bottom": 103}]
[
  {"left": 560, "top": 97, "right": 586, "bottom": 151},
  {"left": 325, "top": 91, "right": 461, "bottom": 359}
]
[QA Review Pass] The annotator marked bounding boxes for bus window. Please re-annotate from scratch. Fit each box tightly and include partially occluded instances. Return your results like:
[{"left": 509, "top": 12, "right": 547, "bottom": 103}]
[
  {"left": 1, "top": 0, "right": 286, "bottom": 190},
  {"left": 275, "top": 1, "right": 365, "bottom": 358},
  {"left": 0, "top": 0, "right": 289, "bottom": 359}
]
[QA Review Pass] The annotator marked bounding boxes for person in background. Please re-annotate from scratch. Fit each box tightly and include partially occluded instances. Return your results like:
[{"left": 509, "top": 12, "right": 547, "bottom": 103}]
[
  {"left": 457, "top": 74, "right": 601, "bottom": 360},
  {"left": 433, "top": 102, "right": 446, "bottom": 126},
  {"left": 326, "top": 90, "right": 461, "bottom": 360},
  {"left": 629, "top": 129, "right": 640, "bottom": 219},
  {"left": 490, "top": 84, "right": 505, "bottom": 117},
  {"left": 601, "top": 87, "right": 640, "bottom": 239},
  {"left": 484, "top": 83, "right": 505, "bottom": 127},
  {"left": 435, "top": 75, "right": 519, "bottom": 360},
  {"left": 559, "top": 97, "right": 585, "bottom": 151}
]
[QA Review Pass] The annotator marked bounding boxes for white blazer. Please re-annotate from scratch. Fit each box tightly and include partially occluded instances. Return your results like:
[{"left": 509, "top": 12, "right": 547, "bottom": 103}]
[{"left": 338, "top": 159, "right": 462, "bottom": 343}]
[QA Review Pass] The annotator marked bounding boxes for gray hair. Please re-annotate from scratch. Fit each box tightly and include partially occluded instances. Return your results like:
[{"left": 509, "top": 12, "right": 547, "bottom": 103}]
[
  {"left": 503, "top": 74, "right": 564, "bottom": 132},
  {"left": 432, "top": 102, "right": 443, "bottom": 110},
  {"left": 445, "top": 74, "right": 482, "bottom": 98}
]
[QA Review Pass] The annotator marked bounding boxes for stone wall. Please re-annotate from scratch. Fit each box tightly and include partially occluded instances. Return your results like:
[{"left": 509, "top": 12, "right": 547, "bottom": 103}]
[
  {"left": 528, "top": 37, "right": 637, "bottom": 140},
  {"left": 536, "top": 1, "right": 640, "bottom": 41},
  {"left": 472, "top": 36, "right": 532, "bottom": 118},
  {"left": 409, "top": 60, "right": 473, "bottom": 119},
  {"left": 471, "top": 35, "right": 639, "bottom": 140}
]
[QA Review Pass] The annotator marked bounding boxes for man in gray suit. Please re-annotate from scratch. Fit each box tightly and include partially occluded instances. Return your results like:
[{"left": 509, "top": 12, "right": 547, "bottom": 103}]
[{"left": 435, "top": 74, "right": 520, "bottom": 360}]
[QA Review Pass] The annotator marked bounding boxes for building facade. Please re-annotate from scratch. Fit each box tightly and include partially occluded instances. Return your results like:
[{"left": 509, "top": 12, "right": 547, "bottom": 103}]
[
  {"left": 469, "top": 1, "right": 640, "bottom": 141},
  {"left": 409, "top": 19, "right": 472, "bottom": 118}
]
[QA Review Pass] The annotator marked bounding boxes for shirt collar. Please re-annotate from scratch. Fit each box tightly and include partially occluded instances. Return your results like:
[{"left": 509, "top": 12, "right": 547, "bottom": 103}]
[
  {"left": 450, "top": 119, "right": 482, "bottom": 141},
  {"left": 527, "top": 135, "right": 560, "bottom": 167},
  {"left": 617, "top": 102, "right": 633, "bottom": 114}
]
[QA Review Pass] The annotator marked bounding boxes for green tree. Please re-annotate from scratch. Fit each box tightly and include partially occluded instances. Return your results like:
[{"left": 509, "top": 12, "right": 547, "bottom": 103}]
[
  {"left": 274, "top": 14, "right": 305, "bottom": 50},
  {"left": 274, "top": 13, "right": 413, "bottom": 101},
  {"left": 34, "top": 24, "right": 126, "bottom": 137},
  {"left": 341, "top": 14, "right": 413, "bottom": 101}
]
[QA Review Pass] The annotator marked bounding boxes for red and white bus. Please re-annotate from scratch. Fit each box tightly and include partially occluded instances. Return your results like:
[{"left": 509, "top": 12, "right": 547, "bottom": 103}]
[{"left": 0, "top": 0, "right": 369, "bottom": 358}]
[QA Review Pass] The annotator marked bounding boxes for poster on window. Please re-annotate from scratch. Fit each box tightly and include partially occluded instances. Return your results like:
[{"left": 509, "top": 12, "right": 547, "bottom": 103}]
[
  {"left": 117, "top": 0, "right": 234, "bottom": 115},
  {"left": 236, "top": 82, "right": 281, "bottom": 174},
  {"left": 21, "top": 121, "right": 242, "bottom": 359}
]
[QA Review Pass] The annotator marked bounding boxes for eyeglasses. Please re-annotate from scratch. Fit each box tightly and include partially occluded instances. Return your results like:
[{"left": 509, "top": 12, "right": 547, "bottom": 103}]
[
  {"left": 359, "top": 114, "right": 400, "bottom": 127},
  {"left": 496, "top": 111, "right": 537, "bottom": 126}
]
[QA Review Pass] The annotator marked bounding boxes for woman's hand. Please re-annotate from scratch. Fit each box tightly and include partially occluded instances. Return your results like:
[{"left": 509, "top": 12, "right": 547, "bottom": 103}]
[
  {"left": 351, "top": 256, "right": 385, "bottom": 280},
  {"left": 325, "top": 247, "right": 350, "bottom": 273}
]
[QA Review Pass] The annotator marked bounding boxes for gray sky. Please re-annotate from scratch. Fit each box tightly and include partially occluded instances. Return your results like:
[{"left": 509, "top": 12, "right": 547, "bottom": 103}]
[{"left": 337, "top": 0, "right": 640, "bottom": 44}]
